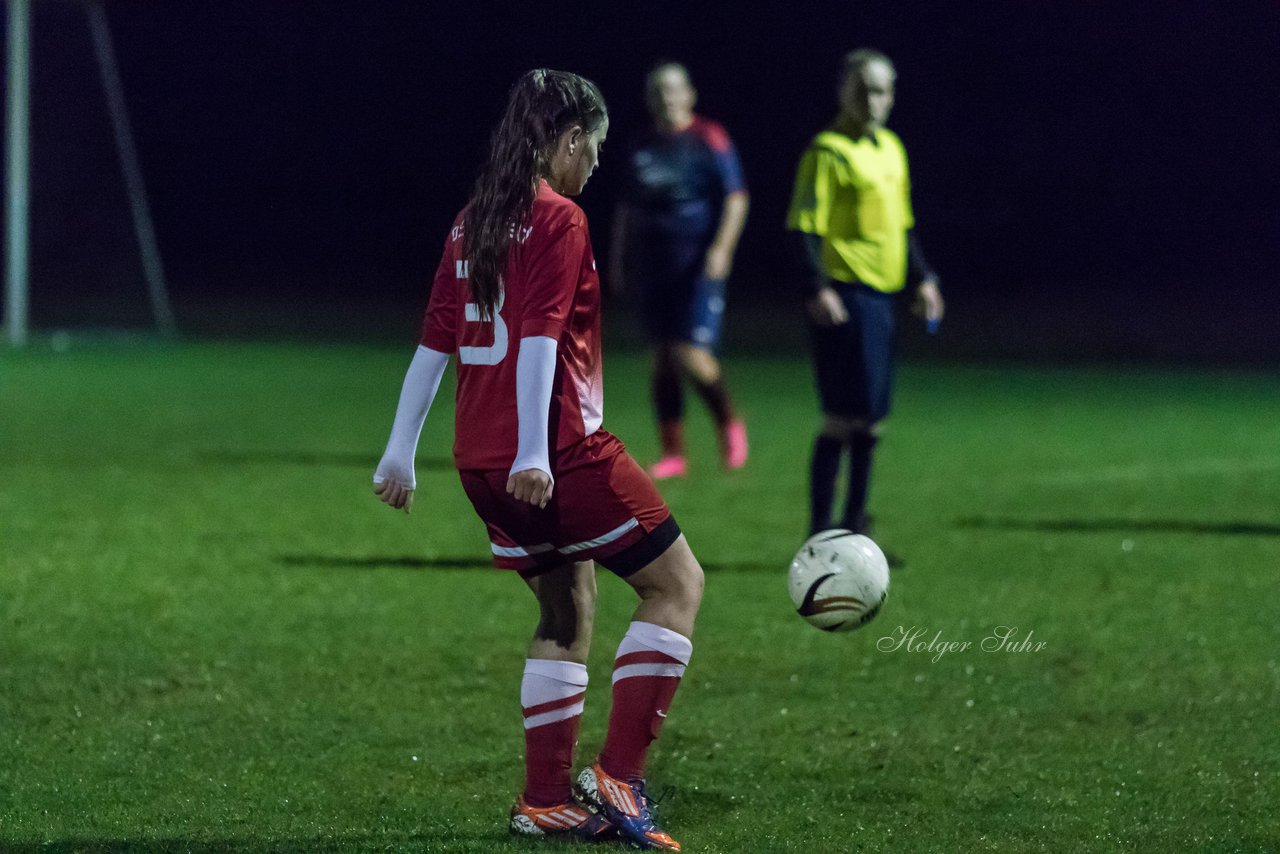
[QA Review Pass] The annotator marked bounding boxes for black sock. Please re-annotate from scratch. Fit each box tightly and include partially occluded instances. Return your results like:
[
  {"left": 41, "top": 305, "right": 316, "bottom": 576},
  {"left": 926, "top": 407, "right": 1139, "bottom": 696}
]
[
  {"left": 842, "top": 430, "right": 878, "bottom": 534},
  {"left": 690, "top": 375, "right": 734, "bottom": 427},
  {"left": 653, "top": 355, "right": 684, "bottom": 425},
  {"left": 809, "top": 435, "right": 845, "bottom": 535}
]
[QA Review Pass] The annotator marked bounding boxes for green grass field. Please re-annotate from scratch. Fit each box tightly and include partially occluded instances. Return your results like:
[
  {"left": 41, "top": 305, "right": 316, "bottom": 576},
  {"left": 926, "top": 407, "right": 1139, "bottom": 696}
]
[{"left": 2, "top": 340, "right": 1278, "bottom": 852}]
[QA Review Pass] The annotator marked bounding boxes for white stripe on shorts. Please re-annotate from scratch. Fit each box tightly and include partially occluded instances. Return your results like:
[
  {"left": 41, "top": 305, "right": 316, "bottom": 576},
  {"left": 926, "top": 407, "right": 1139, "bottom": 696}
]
[
  {"left": 491, "top": 541, "right": 556, "bottom": 558},
  {"left": 558, "top": 518, "right": 639, "bottom": 555},
  {"left": 491, "top": 518, "right": 639, "bottom": 560}
]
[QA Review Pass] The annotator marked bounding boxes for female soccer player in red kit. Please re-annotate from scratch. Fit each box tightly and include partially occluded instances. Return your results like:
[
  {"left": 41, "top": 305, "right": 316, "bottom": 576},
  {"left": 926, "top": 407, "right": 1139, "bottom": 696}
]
[{"left": 373, "top": 69, "right": 700, "bottom": 852}]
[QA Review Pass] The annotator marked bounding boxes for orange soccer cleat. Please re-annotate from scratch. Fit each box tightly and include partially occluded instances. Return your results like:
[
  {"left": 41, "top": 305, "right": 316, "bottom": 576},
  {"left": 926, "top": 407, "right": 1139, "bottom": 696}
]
[
  {"left": 508, "top": 795, "right": 616, "bottom": 840},
  {"left": 576, "top": 762, "right": 681, "bottom": 851}
]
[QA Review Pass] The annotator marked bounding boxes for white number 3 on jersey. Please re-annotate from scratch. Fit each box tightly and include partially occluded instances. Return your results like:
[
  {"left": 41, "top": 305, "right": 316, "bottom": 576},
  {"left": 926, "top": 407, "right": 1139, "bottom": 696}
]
[{"left": 456, "top": 261, "right": 508, "bottom": 366}]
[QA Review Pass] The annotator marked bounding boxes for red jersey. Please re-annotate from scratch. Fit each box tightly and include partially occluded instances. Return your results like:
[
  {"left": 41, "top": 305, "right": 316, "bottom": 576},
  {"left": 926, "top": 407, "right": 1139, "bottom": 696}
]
[{"left": 421, "top": 181, "right": 605, "bottom": 471}]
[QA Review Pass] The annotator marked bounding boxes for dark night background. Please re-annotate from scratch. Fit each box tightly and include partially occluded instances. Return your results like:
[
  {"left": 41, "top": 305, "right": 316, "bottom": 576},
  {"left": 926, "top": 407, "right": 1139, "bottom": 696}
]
[{"left": 11, "top": 0, "right": 1280, "bottom": 360}]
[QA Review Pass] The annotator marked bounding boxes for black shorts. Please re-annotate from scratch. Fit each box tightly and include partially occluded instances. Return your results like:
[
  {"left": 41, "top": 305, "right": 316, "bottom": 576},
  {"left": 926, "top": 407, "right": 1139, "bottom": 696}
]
[
  {"left": 809, "top": 280, "right": 896, "bottom": 422},
  {"left": 629, "top": 235, "right": 721, "bottom": 347}
]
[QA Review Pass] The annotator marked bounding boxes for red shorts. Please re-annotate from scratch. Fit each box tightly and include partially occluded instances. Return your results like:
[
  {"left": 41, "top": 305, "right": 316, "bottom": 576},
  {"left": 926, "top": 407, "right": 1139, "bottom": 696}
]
[{"left": 459, "top": 430, "right": 679, "bottom": 577}]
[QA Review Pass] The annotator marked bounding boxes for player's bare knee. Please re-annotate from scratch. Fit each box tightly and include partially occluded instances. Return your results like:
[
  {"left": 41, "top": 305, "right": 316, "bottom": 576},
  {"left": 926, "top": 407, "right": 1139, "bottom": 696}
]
[
  {"left": 676, "top": 343, "right": 721, "bottom": 385},
  {"left": 531, "top": 564, "right": 594, "bottom": 648},
  {"left": 570, "top": 574, "right": 597, "bottom": 613},
  {"left": 628, "top": 538, "right": 701, "bottom": 610},
  {"left": 680, "top": 558, "right": 705, "bottom": 611},
  {"left": 820, "top": 414, "right": 863, "bottom": 440},
  {"left": 660, "top": 542, "right": 704, "bottom": 612},
  {"left": 818, "top": 421, "right": 843, "bottom": 440},
  {"left": 535, "top": 592, "right": 576, "bottom": 643}
]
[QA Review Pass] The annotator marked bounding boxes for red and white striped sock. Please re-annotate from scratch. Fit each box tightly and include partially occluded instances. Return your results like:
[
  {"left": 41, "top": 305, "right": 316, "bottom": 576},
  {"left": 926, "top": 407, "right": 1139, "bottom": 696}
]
[
  {"left": 521, "top": 659, "right": 588, "bottom": 807},
  {"left": 599, "top": 621, "right": 693, "bottom": 782}
]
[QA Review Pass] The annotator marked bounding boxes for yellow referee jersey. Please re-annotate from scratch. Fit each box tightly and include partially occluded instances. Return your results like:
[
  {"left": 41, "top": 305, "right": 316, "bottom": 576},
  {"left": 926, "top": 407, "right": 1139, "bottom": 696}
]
[{"left": 786, "top": 127, "right": 914, "bottom": 293}]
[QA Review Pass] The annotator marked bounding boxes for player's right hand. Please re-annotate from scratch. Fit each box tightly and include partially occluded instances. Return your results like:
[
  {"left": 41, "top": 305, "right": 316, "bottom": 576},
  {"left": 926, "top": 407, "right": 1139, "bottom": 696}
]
[
  {"left": 807, "top": 286, "right": 849, "bottom": 326},
  {"left": 912, "top": 278, "right": 945, "bottom": 329},
  {"left": 507, "top": 467, "right": 554, "bottom": 509}
]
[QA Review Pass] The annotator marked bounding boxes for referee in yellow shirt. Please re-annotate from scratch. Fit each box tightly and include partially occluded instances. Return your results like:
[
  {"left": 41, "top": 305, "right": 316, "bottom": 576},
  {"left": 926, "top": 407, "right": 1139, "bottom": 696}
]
[{"left": 786, "top": 48, "right": 945, "bottom": 549}]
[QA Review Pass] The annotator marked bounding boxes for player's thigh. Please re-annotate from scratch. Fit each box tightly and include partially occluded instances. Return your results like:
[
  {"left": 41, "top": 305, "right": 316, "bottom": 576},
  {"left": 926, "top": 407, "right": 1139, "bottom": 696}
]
[
  {"left": 639, "top": 282, "right": 693, "bottom": 343},
  {"left": 685, "top": 275, "right": 728, "bottom": 353},
  {"left": 621, "top": 534, "right": 704, "bottom": 608},
  {"left": 641, "top": 245, "right": 705, "bottom": 341}
]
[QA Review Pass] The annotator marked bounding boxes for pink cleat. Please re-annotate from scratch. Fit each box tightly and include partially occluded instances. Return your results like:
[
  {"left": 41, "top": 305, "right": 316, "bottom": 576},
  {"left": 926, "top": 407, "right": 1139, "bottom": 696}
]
[
  {"left": 648, "top": 455, "right": 688, "bottom": 480},
  {"left": 722, "top": 420, "right": 748, "bottom": 470}
]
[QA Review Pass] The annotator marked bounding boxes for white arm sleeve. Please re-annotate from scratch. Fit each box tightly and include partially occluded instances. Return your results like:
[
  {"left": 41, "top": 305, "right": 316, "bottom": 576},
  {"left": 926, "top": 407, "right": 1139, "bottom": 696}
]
[
  {"left": 509, "top": 335, "right": 558, "bottom": 481},
  {"left": 373, "top": 345, "right": 450, "bottom": 489}
]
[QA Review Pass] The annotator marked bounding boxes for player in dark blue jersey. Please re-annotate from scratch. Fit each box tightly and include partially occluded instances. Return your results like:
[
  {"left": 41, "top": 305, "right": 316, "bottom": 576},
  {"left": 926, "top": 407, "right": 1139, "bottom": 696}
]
[{"left": 611, "top": 62, "right": 750, "bottom": 479}]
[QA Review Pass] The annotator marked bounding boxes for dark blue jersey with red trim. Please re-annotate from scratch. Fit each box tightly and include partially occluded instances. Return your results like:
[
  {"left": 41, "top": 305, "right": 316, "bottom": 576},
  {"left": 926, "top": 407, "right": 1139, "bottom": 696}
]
[{"left": 622, "top": 114, "right": 745, "bottom": 240}]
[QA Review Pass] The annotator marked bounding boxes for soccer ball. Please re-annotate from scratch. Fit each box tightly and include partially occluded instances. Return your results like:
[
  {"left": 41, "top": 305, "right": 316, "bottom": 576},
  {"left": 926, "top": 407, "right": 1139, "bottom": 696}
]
[{"left": 788, "top": 529, "right": 890, "bottom": 632}]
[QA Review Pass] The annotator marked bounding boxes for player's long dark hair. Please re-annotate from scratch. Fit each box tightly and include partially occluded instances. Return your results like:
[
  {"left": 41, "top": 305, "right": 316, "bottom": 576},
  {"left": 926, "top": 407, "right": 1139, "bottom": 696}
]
[{"left": 463, "top": 69, "right": 607, "bottom": 320}]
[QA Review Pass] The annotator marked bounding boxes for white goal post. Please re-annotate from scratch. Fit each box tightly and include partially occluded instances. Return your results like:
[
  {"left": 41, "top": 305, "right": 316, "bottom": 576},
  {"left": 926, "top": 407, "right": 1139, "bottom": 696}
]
[{"left": 4, "top": 0, "right": 176, "bottom": 347}]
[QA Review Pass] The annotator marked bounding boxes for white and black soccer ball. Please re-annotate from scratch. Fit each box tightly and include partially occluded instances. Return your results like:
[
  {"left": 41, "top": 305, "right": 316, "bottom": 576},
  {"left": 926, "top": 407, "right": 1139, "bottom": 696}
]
[{"left": 788, "top": 529, "right": 890, "bottom": 632}]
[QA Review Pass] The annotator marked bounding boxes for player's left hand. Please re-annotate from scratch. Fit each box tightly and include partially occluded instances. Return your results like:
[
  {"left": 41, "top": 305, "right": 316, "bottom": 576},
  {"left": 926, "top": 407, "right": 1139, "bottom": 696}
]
[
  {"left": 912, "top": 279, "right": 945, "bottom": 327},
  {"left": 703, "top": 244, "right": 733, "bottom": 280},
  {"left": 507, "top": 467, "right": 554, "bottom": 509}
]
